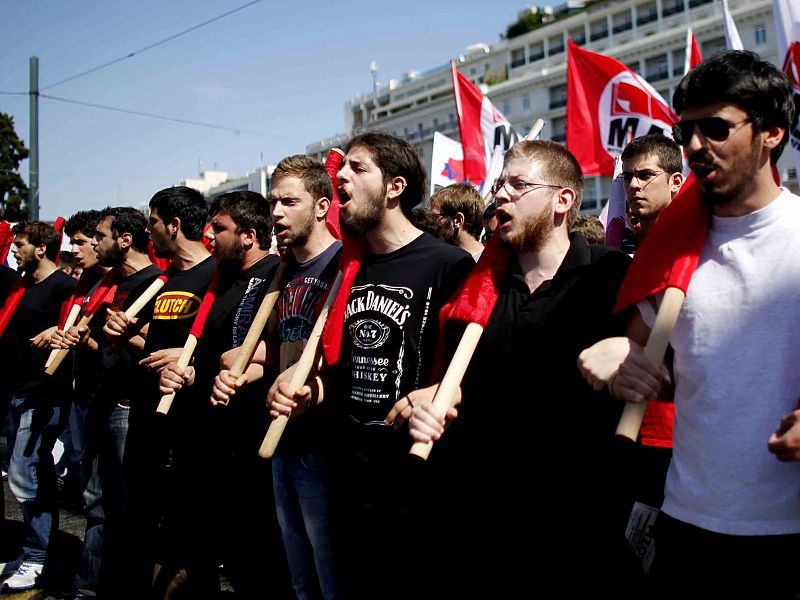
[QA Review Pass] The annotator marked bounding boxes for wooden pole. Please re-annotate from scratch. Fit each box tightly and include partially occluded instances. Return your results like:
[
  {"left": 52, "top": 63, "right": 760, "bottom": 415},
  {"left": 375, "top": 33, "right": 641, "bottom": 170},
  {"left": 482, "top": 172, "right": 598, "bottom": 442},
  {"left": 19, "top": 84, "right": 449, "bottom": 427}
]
[
  {"left": 258, "top": 271, "right": 344, "bottom": 459},
  {"left": 615, "top": 286, "right": 685, "bottom": 441}
]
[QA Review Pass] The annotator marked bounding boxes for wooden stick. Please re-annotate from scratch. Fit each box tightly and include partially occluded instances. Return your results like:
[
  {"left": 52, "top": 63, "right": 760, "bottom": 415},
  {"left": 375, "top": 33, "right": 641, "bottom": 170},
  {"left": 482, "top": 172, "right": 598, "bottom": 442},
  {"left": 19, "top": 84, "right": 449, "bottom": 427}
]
[
  {"left": 216, "top": 262, "right": 287, "bottom": 405},
  {"left": 45, "top": 313, "right": 92, "bottom": 375},
  {"left": 409, "top": 321, "right": 484, "bottom": 460},
  {"left": 45, "top": 303, "right": 81, "bottom": 369},
  {"left": 124, "top": 276, "right": 168, "bottom": 320},
  {"left": 615, "top": 286, "right": 685, "bottom": 441},
  {"left": 258, "top": 270, "right": 344, "bottom": 459},
  {"left": 156, "top": 335, "right": 198, "bottom": 414}
]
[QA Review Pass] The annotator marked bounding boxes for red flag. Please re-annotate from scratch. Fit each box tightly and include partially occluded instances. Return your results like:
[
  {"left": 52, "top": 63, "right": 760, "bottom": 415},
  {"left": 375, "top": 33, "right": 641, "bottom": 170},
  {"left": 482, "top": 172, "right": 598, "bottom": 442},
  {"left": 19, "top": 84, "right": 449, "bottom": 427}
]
[
  {"left": 0, "top": 278, "right": 28, "bottom": 338},
  {"left": 188, "top": 268, "right": 222, "bottom": 338},
  {"left": 58, "top": 269, "right": 103, "bottom": 328},
  {"left": 567, "top": 40, "right": 677, "bottom": 176},
  {"left": 685, "top": 29, "right": 703, "bottom": 75},
  {"left": 324, "top": 150, "right": 344, "bottom": 240},
  {"left": 53, "top": 217, "right": 66, "bottom": 267},
  {"left": 613, "top": 175, "right": 709, "bottom": 313},
  {"left": 451, "top": 59, "right": 517, "bottom": 187},
  {"left": 0, "top": 221, "right": 12, "bottom": 265},
  {"left": 318, "top": 148, "right": 367, "bottom": 366}
]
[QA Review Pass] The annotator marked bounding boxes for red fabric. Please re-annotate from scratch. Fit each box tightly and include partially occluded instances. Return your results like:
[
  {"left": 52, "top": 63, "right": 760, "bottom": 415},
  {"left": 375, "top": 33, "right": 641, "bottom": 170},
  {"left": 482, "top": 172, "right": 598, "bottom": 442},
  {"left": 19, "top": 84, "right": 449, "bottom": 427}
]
[
  {"left": 640, "top": 398, "right": 675, "bottom": 448},
  {"left": 428, "top": 234, "right": 509, "bottom": 379},
  {"left": 83, "top": 272, "right": 118, "bottom": 318},
  {"left": 321, "top": 234, "right": 365, "bottom": 366},
  {"left": 688, "top": 30, "right": 703, "bottom": 71},
  {"left": 0, "top": 221, "right": 12, "bottom": 265},
  {"left": 324, "top": 150, "right": 344, "bottom": 240},
  {"left": 567, "top": 40, "right": 677, "bottom": 176},
  {"left": 0, "top": 278, "right": 29, "bottom": 338},
  {"left": 189, "top": 268, "right": 222, "bottom": 338},
  {"left": 450, "top": 60, "right": 514, "bottom": 187},
  {"left": 202, "top": 222, "right": 215, "bottom": 253},
  {"left": 53, "top": 217, "right": 66, "bottom": 267},
  {"left": 58, "top": 269, "right": 99, "bottom": 328},
  {"left": 613, "top": 175, "right": 710, "bottom": 313}
]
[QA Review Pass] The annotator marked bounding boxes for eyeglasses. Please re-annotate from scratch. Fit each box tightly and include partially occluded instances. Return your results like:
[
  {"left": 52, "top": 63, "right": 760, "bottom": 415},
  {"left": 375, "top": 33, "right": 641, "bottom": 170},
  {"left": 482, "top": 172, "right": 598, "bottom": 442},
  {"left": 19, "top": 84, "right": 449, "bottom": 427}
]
[
  {"left": 621, "top": 169, "right": 665, "bottom": 185},
  {"left": 671, "top": 117, "right": 751, "bottom": 147},
  {"left": 491, "top": 178, "right": 561, "bottom": 198}
]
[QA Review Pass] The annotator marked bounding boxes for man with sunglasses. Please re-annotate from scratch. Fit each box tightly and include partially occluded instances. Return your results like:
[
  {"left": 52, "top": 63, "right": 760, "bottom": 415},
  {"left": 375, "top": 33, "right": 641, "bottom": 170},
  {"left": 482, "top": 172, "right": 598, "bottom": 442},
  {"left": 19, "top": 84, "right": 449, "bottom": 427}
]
[
  {"left": 580, "top": 50, "right": 799, "bottom": 596},
  {"left": 406, "top": 140, "right": 640, "bottom": 594}
]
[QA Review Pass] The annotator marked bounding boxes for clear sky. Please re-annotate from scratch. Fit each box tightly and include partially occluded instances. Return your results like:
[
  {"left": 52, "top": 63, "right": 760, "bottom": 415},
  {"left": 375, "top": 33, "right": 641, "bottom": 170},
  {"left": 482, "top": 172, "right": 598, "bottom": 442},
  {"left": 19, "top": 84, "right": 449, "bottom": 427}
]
[{"left": 1, "top": 0, "right": 530, "bottom": 220}]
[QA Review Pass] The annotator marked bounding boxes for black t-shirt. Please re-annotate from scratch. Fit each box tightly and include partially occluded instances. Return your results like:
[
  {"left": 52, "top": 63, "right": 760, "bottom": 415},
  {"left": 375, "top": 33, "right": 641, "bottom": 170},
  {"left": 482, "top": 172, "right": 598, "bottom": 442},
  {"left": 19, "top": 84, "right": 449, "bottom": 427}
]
[
  {"left": 276, "top": 241, "right": 342, "bottom": 453},
  {"left": 94, "top": 264, "right": 162, "bottom": 404},
  {"left": 192, "top": 254, "right": 281, "bottom": 399},
  {"left": 143, "top": 256, "right": 217, "bottom": 355},
  {"left": 339, "top": 232, "right": 473, "bottom": 437},
  {"left": 73, "top": 270, "right": 112, "bottom": 402},
  {"left": 0, "top": 265, "right": 20, "bottom": 305},
  {"left": 3, "top": 269, "right": 76, "bottom": 397}
]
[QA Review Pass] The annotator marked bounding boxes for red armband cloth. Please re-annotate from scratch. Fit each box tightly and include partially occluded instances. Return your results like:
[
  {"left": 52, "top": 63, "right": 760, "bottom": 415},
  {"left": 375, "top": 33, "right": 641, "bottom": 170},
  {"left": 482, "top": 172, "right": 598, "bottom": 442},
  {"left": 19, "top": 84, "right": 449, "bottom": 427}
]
[{"left": 639, "top": 398, "right": 674, "bottom": 448}]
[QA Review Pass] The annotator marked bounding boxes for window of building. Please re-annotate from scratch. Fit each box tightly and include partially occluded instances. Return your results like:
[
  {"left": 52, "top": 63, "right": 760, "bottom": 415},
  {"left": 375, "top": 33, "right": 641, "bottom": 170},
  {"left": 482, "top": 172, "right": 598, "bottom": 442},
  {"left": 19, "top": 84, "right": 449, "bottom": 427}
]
[
  {"left": 637, "top": 2, "right": 658, "bottom": 26},
  {"left": 548, "top": 34, "right": 565, "bottom": 56},
  {"left": 551, "top": 116, "right": 567, "bottom": 143},
  {"left": 755, "top": 24, "right": 767, "bottom": 46},
  {"left": 549, "top": 84, "right": 568, "bottom": 110},
  {"left": 702, "top": 36, "right": 727, "bottom": 58},
  {"left": 672, "top": 48, "right": 686, "bottom": 76},
  {"left": 433, "top": 118, "right": 439, "bottom": 129},
  {"left": 590, "top": 19, "right": 609, "bottom": 42},
  {"left": 511, "top": 48, "right": 526, "bottom": 68},
  {"left": 645, "top": 54, "right": 669, "bottom": 82},
  {"left": 662, "top": 0, "right": 684, "bottom": 18},
  {"left": 522, "top": 94, "right": 531, "bottom": 111},
  {"left": 612, "top": 11, "right": 633, "bottom": 33},
  {"left": 529, "top": 41, "right": 545, "bottom": 61},
  {"left": 625, "top": 61, "right": 641, "bottom": 74},
  {"left": 502, "top": 101, "right": 511, "bottom": 116},
  {"left": 569, "top": 27, "right": 586, "bottom": 46}
]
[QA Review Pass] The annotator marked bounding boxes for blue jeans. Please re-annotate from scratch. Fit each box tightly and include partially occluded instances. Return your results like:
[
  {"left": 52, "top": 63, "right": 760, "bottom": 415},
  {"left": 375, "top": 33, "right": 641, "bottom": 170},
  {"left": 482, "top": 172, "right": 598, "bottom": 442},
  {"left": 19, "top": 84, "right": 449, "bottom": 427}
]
[
  {"left": 272, "top": 449, "right": 341, "bottom": 600},
  {"left": 7, "top": 394, "right": 66, "bottom": 564},
  {"left": 74, "top": 402, "right": 130, "bottom": 597}
]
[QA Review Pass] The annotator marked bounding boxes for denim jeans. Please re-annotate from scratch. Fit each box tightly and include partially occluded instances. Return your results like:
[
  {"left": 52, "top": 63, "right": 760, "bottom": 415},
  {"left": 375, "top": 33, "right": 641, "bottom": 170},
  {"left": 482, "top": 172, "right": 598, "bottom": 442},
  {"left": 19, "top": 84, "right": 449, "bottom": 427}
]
[
  {"left": 272, "top": 449, "right": 341, "bottom": 600},
  {"left": 74, "top": 402, "right": 130, "bottom": 597},
  {"left": 7, "top": 394, "right": 66, "bottom": 564}
]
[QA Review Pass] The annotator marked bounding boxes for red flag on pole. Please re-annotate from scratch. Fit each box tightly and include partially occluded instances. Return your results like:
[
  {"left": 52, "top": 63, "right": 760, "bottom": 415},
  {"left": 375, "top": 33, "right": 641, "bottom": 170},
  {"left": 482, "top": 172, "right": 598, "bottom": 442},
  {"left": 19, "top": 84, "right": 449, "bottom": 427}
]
[
  {"left": 613, "top": 175, "right": 709, "bottom": 313},
  {"left": 684, "top": 28, "right": 703, "bottom": 75},
  {"left": 0, "top": 221, "right": 12, "bottom": 265},
  {"left": 567, "top": 40, "right": 677, "bottom": 176},
  {"left": 451, "top": 59, "right": 517, "bottom": 187}
]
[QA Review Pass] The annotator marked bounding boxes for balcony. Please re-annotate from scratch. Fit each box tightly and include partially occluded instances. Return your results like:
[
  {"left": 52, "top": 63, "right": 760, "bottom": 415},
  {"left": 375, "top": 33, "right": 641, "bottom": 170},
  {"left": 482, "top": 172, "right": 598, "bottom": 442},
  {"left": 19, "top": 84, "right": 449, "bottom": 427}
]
[
  {"left": 549, "top": 44, "right": 565, "bottom": 56},
  {"left": 571, "top": 33, "right": 586, "bottom": 46},
  {"left": 688, "top": 0, "right": 712, "bottom": 7},
  {"left": 590, "top": 29, "right": 609, "bottom": 41},
  {"left": 552, "top": 132, "right": 567, "bottom": 143},
  {"left": 645, "top": 70, "right": 669, "bottom": 83},
  {"left": 511, "top": 57, "right": 526, "bottom": 68},
  {"left": 662, "top": 2, "right": 684, "bottom": 17},
  {"left": 637, "top": 12, "right": 658, "bottom": 26},
  {"left": 613, "top": 21, "right": 633, "bottom": 34},
  {"left": 529, "top": 51, "right": 545, "bottom": 62},
  {"left": 549, "top": 97, "right": 567, "bottom": 109}
]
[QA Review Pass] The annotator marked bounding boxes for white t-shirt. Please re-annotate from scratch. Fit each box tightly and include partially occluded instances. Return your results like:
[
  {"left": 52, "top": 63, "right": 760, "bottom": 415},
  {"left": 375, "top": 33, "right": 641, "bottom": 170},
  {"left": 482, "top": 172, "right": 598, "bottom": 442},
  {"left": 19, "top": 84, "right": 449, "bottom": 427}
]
[{"left": 639, "top": 189, "right": 800, "bottom": 535}]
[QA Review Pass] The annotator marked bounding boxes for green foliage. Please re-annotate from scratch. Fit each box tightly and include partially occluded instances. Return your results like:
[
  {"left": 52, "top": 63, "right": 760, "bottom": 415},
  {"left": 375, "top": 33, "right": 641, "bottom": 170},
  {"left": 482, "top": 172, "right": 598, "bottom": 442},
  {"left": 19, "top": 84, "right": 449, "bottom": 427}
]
[
  {"left": 0, "top": 113, "right": 29, "bottom": 221},
  {"left": 505, "top": 10, "right": 544, "bottom": 40}
]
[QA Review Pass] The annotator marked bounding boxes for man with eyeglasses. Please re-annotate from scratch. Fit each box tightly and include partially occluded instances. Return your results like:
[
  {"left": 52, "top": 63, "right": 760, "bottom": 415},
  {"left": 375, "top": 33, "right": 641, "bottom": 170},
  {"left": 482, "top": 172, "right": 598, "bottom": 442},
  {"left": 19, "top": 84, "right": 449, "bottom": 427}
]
[
  {"left": 621, "top": 134, "right": 684, "bottom": 244},
  {"left": 580, "top": 50, "right": 800, "bottom": 596},
  {"left": 406, "top": 140, "right": 640, "bottom": 594}
]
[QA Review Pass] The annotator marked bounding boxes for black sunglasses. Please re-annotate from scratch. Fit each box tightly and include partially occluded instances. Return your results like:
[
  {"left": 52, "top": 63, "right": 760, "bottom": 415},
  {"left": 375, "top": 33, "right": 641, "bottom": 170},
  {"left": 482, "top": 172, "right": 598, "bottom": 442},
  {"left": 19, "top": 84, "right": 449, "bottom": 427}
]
[{"left": 672, "top": 117, "right": 750, "bottom": 147}]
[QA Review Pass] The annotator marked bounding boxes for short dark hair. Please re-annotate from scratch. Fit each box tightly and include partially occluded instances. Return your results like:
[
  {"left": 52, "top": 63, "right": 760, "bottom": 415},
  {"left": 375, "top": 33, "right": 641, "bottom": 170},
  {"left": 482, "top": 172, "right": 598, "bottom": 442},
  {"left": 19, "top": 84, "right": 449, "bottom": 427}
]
[
  {"left": 271, "top": 155, "right": 333, "bottom": 202},
  {"left": 64, "top": 210, "right": 102, "bottom": 239},
  {"left": 100, "top": 206, "right": 150, "bottom": 253},
  {"left": 411, "top": 207, "right": 457, "bottom": 245},
  {"left": 673, "top": 50, "right": 795, "bottom": 165},
  {"left": 209, "top": 191, "right": 273, "bottom": 249},
  {"left": 483, "top": 202, "right": 497, "bottom": 221},
  {"left": 12, "top": 221, "right": 62, "bottom": 261},
  {"left": 570, "top": 215, "right": 605, "bottom": 245},
  {"left": 148, "top": 186, "right": 208, "bottom": 241},
  {"left": 430, "top": 183, "right": 485, "bottom": 239},
  {"left": 504, "top": 140, "right": 584, "bottom": 226},
  {"left": 621, "top": 134, "right": 683, "bottom": 175},
  {"left": 344, "top": 132, "right": 427, "bottom": 217}
]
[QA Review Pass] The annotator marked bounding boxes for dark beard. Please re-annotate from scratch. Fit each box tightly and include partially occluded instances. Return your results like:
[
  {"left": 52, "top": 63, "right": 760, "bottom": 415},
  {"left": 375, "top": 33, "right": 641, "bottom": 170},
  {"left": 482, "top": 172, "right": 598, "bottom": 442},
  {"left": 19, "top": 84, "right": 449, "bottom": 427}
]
[
  {"left": 97, "top": 244, "right": 124, "bottom": 268},
  {"left": 501, "top": 209, "right": 553, "bottom": 253},
  {"left": 340, "top": 192, "right": 383, "bottom": 238},
  {"left": 216, "top": 238, "right": 246, "bottom": 269}
]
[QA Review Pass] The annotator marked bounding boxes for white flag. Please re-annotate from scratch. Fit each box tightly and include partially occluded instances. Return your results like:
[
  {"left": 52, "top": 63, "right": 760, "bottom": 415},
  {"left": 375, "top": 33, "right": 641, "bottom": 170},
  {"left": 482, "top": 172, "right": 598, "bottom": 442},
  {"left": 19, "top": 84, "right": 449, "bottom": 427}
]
[
  {"left": 430, "top": 132, "right": 466, "bottom": 196},
  {"left": 721, "top": 0, "right": 744, "bottom": 50}
]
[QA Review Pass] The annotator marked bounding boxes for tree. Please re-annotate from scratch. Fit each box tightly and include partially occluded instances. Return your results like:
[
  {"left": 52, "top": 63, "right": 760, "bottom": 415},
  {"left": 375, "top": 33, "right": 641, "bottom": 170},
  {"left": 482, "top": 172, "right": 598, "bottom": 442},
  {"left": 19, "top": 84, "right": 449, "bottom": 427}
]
[
  {"left": 505, "top": 9, "right": 544, "bottom": 40},
  {"left": 0, "top": 113, "right": 29, "bottom": 221}
]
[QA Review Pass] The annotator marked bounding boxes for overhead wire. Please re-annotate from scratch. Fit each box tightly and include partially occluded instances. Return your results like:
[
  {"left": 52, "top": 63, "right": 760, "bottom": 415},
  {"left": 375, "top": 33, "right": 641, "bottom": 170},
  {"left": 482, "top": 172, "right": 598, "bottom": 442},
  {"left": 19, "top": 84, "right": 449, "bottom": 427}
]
[{"left": 39, "top": 0, "right": 265, "bottom": 91}]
